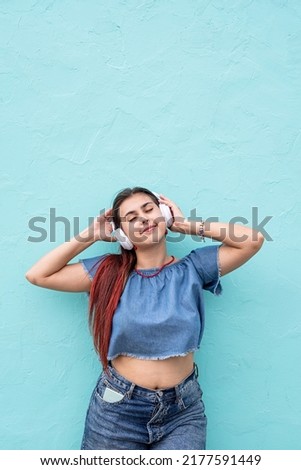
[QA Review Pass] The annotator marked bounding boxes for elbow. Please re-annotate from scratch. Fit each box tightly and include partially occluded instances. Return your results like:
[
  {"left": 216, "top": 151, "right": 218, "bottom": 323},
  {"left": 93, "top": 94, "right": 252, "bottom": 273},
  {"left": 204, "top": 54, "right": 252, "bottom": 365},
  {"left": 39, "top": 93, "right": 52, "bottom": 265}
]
[
  {"left": 25, "top": 271, "right": 38, "bottom": 285},
  {"left": 25, "top": 271, "right": 48, "bottom": 287},
  {"left": 25, "top": 271, "right": 35, "bottom": 284},
  {"left": 250, "top": 231, "right": 265, "bottom": 251}
]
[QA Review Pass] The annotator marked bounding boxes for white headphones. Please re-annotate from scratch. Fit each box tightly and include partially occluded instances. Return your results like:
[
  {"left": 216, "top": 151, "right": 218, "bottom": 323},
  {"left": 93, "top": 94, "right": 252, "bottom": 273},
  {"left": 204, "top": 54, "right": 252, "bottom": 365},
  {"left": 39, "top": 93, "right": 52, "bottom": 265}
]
[{"left": 110, "top": 191, "right": 173, "bottom": 250}]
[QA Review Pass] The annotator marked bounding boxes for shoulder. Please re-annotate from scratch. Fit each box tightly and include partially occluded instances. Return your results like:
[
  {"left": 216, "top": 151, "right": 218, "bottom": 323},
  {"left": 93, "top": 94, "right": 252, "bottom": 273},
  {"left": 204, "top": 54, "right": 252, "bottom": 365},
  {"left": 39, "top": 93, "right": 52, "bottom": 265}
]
[
  {"left": 187, "top": 244, "right": 221, "bottom": 266},
  {"left": 78, "top": 253, "right": 110, "bottom": 281},
  {"left": 187, "top": 244, "right": 223, "bottom": 295}
]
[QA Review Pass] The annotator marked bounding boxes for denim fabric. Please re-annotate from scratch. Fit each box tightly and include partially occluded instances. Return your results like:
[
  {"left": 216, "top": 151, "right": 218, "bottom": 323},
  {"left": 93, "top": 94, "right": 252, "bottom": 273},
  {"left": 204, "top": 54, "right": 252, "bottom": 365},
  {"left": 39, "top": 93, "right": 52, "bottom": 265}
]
[
  {"left": 80, "top": 362, "right": 207, "bottom": 450},
  {"left": 79, "top": 244, "right": 223, "bottom": 361}
]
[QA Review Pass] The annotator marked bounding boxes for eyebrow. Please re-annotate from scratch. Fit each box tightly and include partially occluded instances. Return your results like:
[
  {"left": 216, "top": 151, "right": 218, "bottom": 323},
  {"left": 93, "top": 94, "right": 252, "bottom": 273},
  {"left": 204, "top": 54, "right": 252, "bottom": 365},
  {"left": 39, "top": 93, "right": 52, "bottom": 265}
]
[{"left": 124, "top": 202, "right": 154, "bottom": 218}]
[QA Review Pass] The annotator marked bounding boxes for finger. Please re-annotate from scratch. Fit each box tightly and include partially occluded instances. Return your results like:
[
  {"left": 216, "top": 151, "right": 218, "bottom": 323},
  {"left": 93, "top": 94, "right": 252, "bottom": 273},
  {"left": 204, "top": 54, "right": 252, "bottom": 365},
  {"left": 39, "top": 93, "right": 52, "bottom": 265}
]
[
  {"left": 104, "top": 208, "right": 113, "bottom": 216},
  {"left": 159, "top": 197, "right": 173, "bottom": 207},
  {"left": 159, "top": 197, "right": 171, "bottom": 203},
  {"left": 159, "top": 196, "right": 179, "bottom": 211},
  {"left": 159, "top": 195, "right": 173, "bottom": 203},
  {"left": 104, "top": 209, "right": 114, "bottom": 221},
  {"left": 106, "top": 234, "right": 117, "bottom": 242}
]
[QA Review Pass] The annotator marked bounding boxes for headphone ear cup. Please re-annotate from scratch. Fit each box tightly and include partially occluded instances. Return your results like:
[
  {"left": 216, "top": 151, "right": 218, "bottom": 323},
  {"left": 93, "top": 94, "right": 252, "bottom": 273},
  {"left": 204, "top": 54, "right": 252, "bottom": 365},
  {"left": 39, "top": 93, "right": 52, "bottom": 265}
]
[
  {"left": 110, "top": 222, "right": 133, "bottom": 250},
  {"left": 151, "top": 191, "right": 173, "bottom": 228},
  {"left": 115, "top": 228, "right": 134, "bottom": 250},
  {"left": 158, "top": 202, "right": 173, "bottom": 228}
]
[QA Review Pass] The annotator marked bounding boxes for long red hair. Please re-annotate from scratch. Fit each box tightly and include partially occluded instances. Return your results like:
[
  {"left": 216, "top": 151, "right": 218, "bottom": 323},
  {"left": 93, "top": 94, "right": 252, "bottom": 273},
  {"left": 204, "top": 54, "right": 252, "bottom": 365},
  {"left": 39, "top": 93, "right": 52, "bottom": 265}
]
[{"left": 87, "top": 187, "right": 160, "bottom": 372}]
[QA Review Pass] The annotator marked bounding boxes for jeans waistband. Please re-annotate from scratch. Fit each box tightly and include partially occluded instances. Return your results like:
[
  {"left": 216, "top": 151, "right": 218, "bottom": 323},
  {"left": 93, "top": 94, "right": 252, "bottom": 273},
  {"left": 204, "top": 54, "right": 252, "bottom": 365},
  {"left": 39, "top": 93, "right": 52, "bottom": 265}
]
[{"left": 103, "top": 361, "right": 199, "bottom": 400}]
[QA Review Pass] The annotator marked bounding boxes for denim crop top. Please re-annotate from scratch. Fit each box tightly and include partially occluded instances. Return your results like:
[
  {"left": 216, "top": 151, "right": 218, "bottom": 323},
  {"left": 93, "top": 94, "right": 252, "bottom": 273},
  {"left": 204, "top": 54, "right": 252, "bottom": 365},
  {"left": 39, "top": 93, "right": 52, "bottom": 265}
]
[{"left": 79, "top": 244, "right": 223, "bottom": 361}]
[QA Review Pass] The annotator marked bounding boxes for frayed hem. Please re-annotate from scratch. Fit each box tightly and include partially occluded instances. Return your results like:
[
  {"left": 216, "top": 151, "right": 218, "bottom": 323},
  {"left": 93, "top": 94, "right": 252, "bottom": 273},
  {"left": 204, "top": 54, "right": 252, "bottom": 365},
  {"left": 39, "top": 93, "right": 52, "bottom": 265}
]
[
  {"left": 107, "top": 348, "right": 199, "bottom": 361},
  {"left": 213, "top": 245, "right": 223, "bottom": 296},
  {"left": 213, "top": 282, "right": 223, "bottom": 296}
]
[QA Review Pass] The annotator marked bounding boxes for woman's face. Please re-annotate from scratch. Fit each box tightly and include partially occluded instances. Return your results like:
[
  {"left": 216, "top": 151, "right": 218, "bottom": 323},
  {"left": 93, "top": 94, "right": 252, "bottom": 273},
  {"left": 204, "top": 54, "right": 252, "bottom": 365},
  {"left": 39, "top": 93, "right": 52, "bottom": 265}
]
[{"left": 118, "top": 193, "right": 166, "bottom": 247}]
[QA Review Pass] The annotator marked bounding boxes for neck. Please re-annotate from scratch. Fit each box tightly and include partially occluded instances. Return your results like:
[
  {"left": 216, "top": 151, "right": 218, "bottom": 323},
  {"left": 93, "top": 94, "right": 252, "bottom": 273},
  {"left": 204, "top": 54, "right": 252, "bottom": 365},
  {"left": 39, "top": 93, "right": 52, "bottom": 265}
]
[{"left": 134, "top": 243, "right": 170, "bottom": 270}]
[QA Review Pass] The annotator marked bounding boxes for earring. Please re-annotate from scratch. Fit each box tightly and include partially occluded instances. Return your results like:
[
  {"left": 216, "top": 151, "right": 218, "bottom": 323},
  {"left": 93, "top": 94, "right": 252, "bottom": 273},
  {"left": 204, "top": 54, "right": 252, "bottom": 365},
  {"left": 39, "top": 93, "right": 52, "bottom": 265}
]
[{"left": 133, "top": 245, "right": 137, "bottom": 250}]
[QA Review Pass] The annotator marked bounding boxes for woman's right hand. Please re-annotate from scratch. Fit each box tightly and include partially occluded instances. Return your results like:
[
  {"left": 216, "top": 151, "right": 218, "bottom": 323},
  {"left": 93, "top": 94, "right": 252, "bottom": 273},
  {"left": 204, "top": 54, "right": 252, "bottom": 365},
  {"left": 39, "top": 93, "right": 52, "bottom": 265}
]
[
  {"left": 25, "top": 208, "right": 118, "bottom": 293},
  {"left": 88, "top": 208, "right": 117, "bottom": 242}
]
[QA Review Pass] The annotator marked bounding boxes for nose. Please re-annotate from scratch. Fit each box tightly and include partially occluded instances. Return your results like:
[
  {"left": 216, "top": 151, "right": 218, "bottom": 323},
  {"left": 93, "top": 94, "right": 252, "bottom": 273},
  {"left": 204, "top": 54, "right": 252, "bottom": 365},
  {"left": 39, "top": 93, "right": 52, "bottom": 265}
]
[
  {"left": 140, "top": 217, "right": 150, "bottom": 229},
  {"left": 132, "top": 212, "right": 148, "bottom": 222},
  {"left": 137, "top": 216, "right": 153, "bottom": 234}
]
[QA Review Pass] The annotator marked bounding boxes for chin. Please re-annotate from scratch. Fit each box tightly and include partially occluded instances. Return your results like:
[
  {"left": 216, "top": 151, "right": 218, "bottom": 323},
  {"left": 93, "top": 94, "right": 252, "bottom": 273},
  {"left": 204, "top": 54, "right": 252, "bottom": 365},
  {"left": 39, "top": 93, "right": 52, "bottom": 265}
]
[{"left": 145, "top": 234, "right": 166, "bottom": 246}]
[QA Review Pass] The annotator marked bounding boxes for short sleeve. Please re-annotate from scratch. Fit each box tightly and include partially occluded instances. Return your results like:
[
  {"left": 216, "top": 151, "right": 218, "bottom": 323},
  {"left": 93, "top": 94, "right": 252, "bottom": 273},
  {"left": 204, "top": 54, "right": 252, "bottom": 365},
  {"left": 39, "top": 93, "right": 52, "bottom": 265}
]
[
  {"left": 189, "top": 244, "right": 223, "bottom": 296},
  {"left": 78, "top": 254, "right": 108, "bottom": 281}
]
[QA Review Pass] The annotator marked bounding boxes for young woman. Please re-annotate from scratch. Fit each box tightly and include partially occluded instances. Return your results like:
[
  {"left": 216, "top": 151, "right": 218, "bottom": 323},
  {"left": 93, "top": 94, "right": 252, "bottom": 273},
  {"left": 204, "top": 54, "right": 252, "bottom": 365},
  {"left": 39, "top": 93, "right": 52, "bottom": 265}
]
[{"left": 25, "top": 186, "right": 264, "bottom": 450}]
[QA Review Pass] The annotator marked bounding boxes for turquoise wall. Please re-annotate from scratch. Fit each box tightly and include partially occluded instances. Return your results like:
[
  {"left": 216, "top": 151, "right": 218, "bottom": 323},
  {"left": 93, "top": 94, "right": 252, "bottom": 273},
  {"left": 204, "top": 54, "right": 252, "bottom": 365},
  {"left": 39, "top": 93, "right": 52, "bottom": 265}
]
[{"left": 1, "top": 1, "right": 300, "bottom": 450}]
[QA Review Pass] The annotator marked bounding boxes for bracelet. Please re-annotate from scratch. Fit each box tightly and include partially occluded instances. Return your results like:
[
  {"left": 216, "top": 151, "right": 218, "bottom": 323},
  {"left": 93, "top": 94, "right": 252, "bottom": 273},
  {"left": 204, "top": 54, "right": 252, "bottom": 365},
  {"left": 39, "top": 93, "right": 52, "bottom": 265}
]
[{"left": 198, "top": 219, "right": 205, "bottom": 242}]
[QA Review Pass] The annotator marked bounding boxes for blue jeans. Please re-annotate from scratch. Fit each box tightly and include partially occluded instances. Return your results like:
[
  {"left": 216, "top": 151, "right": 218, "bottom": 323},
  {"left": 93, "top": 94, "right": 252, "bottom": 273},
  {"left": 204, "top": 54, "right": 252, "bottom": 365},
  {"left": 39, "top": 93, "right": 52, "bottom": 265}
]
[{"left": 81, "top": 361, "right": 207, "bottom": 450}]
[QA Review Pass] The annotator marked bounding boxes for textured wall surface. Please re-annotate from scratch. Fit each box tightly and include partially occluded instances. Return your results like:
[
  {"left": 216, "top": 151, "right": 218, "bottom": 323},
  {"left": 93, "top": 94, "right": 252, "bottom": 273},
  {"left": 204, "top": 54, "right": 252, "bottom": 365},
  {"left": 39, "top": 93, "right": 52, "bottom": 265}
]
[{"left": 1, "top": 0, "right": 300, "bottom": 450}]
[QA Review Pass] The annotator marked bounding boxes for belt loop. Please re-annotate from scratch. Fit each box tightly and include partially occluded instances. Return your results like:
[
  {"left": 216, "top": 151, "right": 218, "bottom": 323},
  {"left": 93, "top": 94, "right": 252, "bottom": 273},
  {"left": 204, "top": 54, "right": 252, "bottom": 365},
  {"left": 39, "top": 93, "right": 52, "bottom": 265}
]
[
  {"left": 174, "top": 383, "right": 181, "bottom": 403},
  {"left": 127, "top": 382, "right": 135, "bottom": 399},
  {"left": 194, "top": 362, "right": 199, "bottom": 378},
  {"left": 104, "top": 363, "right": 113, "bottom": 380}
]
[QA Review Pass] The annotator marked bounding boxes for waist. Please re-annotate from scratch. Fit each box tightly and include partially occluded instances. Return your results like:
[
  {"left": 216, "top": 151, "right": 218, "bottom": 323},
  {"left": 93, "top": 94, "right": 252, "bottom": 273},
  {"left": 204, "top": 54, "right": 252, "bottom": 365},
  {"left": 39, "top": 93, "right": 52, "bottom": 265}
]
[
  {"left": 111, "top": 353, "right": 195, "bottom": 389},
  {"left": 105, "top": 361, "right": 199, "bottom": 398}
]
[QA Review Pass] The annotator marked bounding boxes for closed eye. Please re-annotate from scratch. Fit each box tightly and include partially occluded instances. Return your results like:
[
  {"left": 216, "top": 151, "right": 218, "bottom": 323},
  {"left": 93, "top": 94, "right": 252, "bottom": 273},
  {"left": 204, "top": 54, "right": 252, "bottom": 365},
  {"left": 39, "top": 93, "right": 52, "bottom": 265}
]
[{"left": 129, "top": 208, "right": 153, "bottom": 222}]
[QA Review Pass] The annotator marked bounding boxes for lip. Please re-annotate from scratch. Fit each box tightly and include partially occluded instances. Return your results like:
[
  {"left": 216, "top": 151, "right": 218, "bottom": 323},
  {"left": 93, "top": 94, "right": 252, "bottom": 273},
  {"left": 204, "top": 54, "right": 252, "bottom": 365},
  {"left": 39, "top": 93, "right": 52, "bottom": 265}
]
[{"left": 142, "top": 225, "right": 157, "bottom": 234}]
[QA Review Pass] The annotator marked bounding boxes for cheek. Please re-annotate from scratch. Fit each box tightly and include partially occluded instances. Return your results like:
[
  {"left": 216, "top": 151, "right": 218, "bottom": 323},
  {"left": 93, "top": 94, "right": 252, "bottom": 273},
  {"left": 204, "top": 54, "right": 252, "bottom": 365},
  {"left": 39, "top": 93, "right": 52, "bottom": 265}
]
[
  {"left": 125, "top": 222, "right": 141, "bottom": 237},
  {"left": 153, "top": 210, "right": 165, "bottom": 225},
  {"left": 157, "top": 220, "right": 166, "bottom": 231}
]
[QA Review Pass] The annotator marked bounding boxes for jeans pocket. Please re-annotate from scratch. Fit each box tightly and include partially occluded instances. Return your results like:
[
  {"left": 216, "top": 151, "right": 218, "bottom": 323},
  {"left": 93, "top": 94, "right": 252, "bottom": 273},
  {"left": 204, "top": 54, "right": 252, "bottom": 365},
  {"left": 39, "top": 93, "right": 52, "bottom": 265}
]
[{"left": 96, "top": 378, "right": 128, "bottom": 405}]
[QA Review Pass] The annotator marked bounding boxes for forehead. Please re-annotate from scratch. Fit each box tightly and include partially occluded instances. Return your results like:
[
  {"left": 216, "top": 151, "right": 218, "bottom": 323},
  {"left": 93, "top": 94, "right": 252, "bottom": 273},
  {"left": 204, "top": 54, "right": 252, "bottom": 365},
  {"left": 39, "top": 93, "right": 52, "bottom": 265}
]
[{"left": 119, "top": 193, "right": 155, "bottom": 217}]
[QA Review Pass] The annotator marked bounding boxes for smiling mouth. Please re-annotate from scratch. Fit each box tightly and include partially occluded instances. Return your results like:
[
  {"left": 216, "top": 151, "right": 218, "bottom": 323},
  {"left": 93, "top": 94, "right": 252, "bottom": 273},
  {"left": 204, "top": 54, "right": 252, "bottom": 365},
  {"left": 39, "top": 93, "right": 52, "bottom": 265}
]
[{"left": 142, "top": 225, "right": 157, "bottom": 234}]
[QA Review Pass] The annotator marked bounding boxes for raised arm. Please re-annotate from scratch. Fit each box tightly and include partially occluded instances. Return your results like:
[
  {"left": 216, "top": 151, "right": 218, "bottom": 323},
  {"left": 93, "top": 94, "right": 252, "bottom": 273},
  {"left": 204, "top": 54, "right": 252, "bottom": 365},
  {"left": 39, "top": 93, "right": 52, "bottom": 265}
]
[
  {"left": 195, "top": 220, "right": 264, "bottom": 276},
  {"left": 25, "top": 209, "right": 116, "bottom": 292},
  {"left": 158, "top": 195, "right": 265, "bottom": 276}
]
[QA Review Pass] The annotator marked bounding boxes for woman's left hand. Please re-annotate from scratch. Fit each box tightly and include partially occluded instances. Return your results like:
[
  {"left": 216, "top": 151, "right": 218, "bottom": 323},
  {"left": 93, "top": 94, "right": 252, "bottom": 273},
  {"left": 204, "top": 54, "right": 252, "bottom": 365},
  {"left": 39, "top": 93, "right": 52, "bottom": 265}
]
[{"left": 158, "top": 194, "right": 188, "bottom": 233}]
